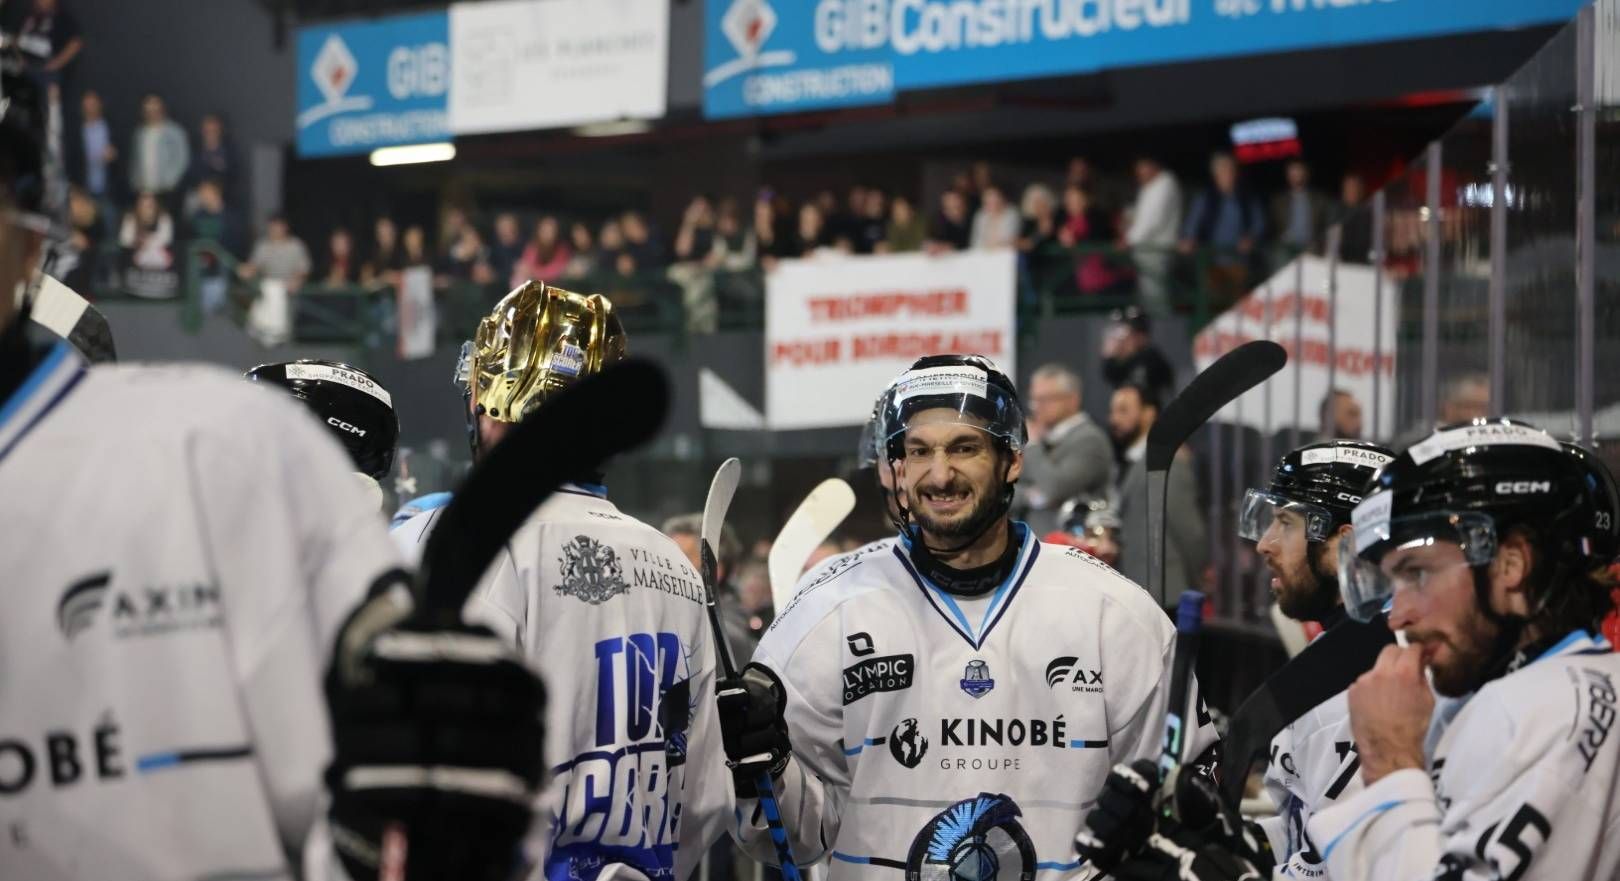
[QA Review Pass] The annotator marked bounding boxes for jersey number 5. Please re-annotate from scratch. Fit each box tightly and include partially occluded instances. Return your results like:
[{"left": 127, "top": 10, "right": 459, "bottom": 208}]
[{"left": 1475, "top": 804, "right": 1552, "bottom": 881}]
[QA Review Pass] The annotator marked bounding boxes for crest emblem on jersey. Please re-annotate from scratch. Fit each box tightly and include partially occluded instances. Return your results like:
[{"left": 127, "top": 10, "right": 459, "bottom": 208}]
[
  {"left": 904, "top": 793, "right": 1036, "bottom": 881},
  {"left": 889, "top": 718, "right": 929, "bottom": 769},
  {"left": 960, "top": 659, "right": 995, "bottom": 699},
  {"left": 557, "top": 535, "right": 629, "bottom": 604}
]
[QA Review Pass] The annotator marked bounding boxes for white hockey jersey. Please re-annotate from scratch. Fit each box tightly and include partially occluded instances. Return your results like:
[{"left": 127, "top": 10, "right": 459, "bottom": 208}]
[
  {"left": 0, "top": 347, "right": 401, "bottom": 881},
  {"left": 1308, "top": 630, "right": 1620, "bottom": 881},
  {"left": 468, "top": 485, "right": 731, "bottom": 881},
  {"left": 1256, "top": 649, "right": 1363, "bottom": 879},
  {"left": 733, "top": 525, "right": 1216, "bottom": 881}
]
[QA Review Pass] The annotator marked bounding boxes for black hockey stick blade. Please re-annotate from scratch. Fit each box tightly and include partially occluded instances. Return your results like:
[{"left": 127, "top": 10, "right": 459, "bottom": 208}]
[
  {"left": 1146, "top": 340, "right": 1286, "bottom": 607},
  {"left": 1147, "top": 340, "right": 1286, "bottom": 473},
  {"left": 1217, "top": 615, "right": 1396, "bottom": 808},
  {"left": 32, "top": 274, "right": 117, "bottom": 363},
  {"left": 416, "top": 358, "right": 670, "bottom": 619}
]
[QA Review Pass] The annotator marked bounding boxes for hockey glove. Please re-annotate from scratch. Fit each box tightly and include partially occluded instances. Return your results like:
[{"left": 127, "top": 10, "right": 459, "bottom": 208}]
[
  {"left": 324, "top": 572, "right": 548, "bottom": 881},
  {"left": 716, "top": 661, "right": 793, "bottom": 798},
  {"left": 1074, "top": 759, "right": 1159, "bottom": 872},
  {"left": 1109, "top": 827, "right": 1269, "bottom": 881}
]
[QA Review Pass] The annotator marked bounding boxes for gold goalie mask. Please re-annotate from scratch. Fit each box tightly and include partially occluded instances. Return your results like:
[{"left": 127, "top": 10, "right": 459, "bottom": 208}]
[{"left": 464, "top": 281, "right": 627, "bottom": 424}]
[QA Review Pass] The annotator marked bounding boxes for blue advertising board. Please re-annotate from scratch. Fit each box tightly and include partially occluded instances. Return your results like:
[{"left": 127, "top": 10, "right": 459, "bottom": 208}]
[
  {"left": 296, "top": 11, "right": 451, "bottom": 158},
  {"left": 703, "top": 0, "right": 1587, "bottom": 119}
]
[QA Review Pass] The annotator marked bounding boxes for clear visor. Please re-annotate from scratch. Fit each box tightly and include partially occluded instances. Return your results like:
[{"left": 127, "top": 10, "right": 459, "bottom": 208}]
[
  {"left": 1337, "top": 510, "right": 1497, "bottom": 622},
  {"left": 857, "top": 414, "right": 880, "bottom": 468},
  {"left": 1238, "top": 489, "right": 1335, "bottom": 544},
  {"left": 879, "top": 367, "right": 1025, "bottom": 457}
]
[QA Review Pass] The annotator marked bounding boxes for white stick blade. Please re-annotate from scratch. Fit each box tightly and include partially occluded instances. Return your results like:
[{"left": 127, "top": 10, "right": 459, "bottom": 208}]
[
  {"left": 768, "top": 478, "right": 857, "bottom": 611},
  {"left": 702, "top": 458, "right": 743, "bottom": 548}
]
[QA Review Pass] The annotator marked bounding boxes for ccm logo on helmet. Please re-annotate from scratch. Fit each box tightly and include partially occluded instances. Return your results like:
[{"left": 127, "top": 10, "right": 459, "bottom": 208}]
[
  {"left": 1496, "top": 481, "right": 1551, "bottom": 495},
  {"left": 1336, "top": 492, "right": 1363, "bottom": 504},
  {"left": 327, "top": 417, "right": 367, "bottom": 438}
]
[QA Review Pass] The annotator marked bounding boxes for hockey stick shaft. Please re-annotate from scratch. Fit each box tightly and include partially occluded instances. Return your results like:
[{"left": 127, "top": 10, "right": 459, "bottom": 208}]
[
  {"left": 699, "top": 458, "right": 803, "bottom": 881},
  {"left": 417, "top": 359, "right": 670, "bottom": 618}
]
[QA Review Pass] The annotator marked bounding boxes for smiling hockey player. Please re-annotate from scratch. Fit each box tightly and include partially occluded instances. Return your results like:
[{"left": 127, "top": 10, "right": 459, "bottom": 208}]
[
  {"left": 719, "top": 354, "right": 1212, "bottom": 881},
  {"left": 1306, "top": 421, "right": 1620, "bottom": 881}
]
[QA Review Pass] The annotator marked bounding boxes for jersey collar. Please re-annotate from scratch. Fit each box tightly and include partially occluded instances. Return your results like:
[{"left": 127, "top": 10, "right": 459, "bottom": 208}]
[
  {"left": 0, "top": 341, "right": 86, "bottom": 465},
  {"left": 559, "top": 481, "right": 608, "bottom": 499},
  {"left": 895, "top": 522, "right": 1040, "bottom": 649}
]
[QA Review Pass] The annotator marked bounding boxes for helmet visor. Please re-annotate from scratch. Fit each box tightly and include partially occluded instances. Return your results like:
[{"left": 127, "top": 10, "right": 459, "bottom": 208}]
[
  {"left": 1238, "top": 489, "right": 1335, "bottom": 544},
  {"left": 1337, "top": 508, "right": 1497, "bottom": 622}
]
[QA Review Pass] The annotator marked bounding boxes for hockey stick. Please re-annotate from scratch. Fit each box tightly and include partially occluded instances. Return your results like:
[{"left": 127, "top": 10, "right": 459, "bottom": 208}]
[
  {"left": 767, "top": 477, "right": 856, "bottom": 613},
  {"left": 1217, "top": 615, "right": 1395, "bottom": 809},
  {"left": 701, "top": 458, "right": 804, "bottom": 881},
  {"left": 417, "top": 358, "right": 670, "bottom": 618},
  {"left": 1147, "top": 341, "right": 1287, "bottom": 789},
  {"left": 30, "top": 273, "right": 117, "bottom": 363}
]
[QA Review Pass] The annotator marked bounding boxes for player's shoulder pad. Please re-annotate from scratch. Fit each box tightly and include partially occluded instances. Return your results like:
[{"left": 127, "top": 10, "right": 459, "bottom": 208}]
[
  {"left": 391, "top": 492, "right": 452, "bottom": 530},
  {"left": 88, "top": 362, "right": 321, "bottom": 443},
  {"left": 1040, "top": 540, "right": 1174, "bottom": 645},
  {"left": 1469, "top": 634, "right": 1620, "bottom": 769},
  {"left": 763, "top": 537, "right": 898, "bottom": 657}
]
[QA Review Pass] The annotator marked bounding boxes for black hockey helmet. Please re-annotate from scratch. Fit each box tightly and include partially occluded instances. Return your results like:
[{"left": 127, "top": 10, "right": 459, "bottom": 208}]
[
  {"left": 1240, "top": 441, "right": 1394, "bottom": 544},
  {"left": 1339, "top": 419, "right": 1620, "bottom": 622},
  {"left": 246, "top": 360, "right": 399, "bottom": 480},
  {"left": 878, "top": 354, "right": 1025, "bottom": 462}
]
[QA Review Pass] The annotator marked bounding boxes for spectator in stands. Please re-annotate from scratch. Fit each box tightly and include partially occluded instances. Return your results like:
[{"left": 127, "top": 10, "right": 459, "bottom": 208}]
[
  {"left": 1333, "top": 172, "right": 1374, "bottom": 264},
  {"left": 1059, "top": 184, "right": 1127, "bottom": 295},
  {"left": 754, "top": 196, "right": 792, "bottom": 270},
  {"left": 1110, "top": 381, "right": 1207, "bottom": 594},
  {"left": 513, "top": 215, "right": 571, "bottom": 285},
  {"left": 928, "top": 189, "right": 973, "bottom": 253},
  {"left": 438, "top": 206, "right": 469, "bottom": 260},
  {"left": 119, "top": 192, "right": 174, "bottom": 269},
  {"left": 190, "top": 113, "right": 233, "bottom": 198},
  {"left": 64, "top": 186, "right": 101, "bottom": 292},
  {"left": 854, "top": 188, "right": 888, "bottom": 254},
  {"left": 620, "top": 210, "right": 666, "bottom": 270},
  {"left": 1318, "top": 388, "right": 1364, "bottom": 440},
  {"left": 1019, "top": 183, "right": 1062, "bottom": 277},
  {"left": 1066, "top": 155, "right": 1124, "bottom": 219},
  {"left": 71, "top": 89, "right": 116, "bottom": 210},
  {"left": 883, "top": 194, "right": 927, "bottom": 254},
  {"left": 673, "top": 195, "right": 717, "bottom": 266},
  {"left": 1440, "top": 372, "right": 1491, "bottom": 424},
  {"left": 401, "top": 225, "right": 430, "bottom": 271},
  {"left": 364, "top": 217, "right": 402, "bottom": 285},
  {"left": 704, "top": 199, "right": 753, "bottom": 270},
  {"left": 1271, "top": 158, "right": 1330, "bottom": 256},
  {"left": 129, "top": 93, "right": 189, "bottom": 205},
  {"left": 969, "top": 161, "right": 994, "bottom": 210},
  {"left": 1124, "top": 156, "right": 1181, "bottom": 313},
  {"left": 971, "top": 184, "right": 1020, "bottom": 250},
  {"left": 442, "top": 224, "right": 492, "bottom": 285},
  {"left": 1013, "top": 363, "right": 1114, "bottom": 535},
  {"left": 598, "top": 219, "right": 636, "bottom": 277},
  {"left": 793, "top": 202, "right": 832, "bottom": 257},
  {"left": 828, "top": 185, "right": 864, "bottom": 250},
  {"left": 239, "top": 214, "right": 310, "bottom": 292},
  {"left": 15, "top": 0, "right": 81, "bottom": 94},
  {"left": 319, "top": 227, "right": 360, "bottom": 286},
  {"left": 1100, "top": 306, "right": 1174, "bottom": 399},
  {"left": 184, "top": 178, "right": 237, "bottom": 257},
  {"left": 564, "top": 222, "right": 599, "bottom": 277},
  {"left": 1180, "top": 151, "right": 1265, "bottom": 309},
  {"left": 487, "top": 212, "right": 524, "bottom": 286}
]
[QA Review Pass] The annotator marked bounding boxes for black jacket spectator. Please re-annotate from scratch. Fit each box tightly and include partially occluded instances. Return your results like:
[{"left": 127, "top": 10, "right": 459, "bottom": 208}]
[
  {"left": 14, "top": 0, "right": 82, "bottom": 89},
  {"left": 488, "top": 213, "right": 524, "bottom": 287}
]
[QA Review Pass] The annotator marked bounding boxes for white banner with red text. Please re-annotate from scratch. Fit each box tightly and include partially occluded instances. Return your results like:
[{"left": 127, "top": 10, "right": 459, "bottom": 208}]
[
  {"left": 766, "top": 250, "right": 1017, "bottom": 431},
  {"left": 1194, "top": 256, "right": 1396, "bottom": 438}
]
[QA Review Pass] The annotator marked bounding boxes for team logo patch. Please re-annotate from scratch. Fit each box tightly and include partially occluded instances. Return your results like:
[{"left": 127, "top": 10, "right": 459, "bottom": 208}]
[
  {"left": 843, "top": 653, "right": 914, "bottom": 704},
  {"left": 889, "top": 718, "right": 929, "bottom": 769},
  {"left": 960, "top": 659, "right": 995, "bottom": 699},
  {"left": 556, "top": 535, "right": 629, "bottom": 604},
  {"left": 905, "top": 793, "right": 1036, "bottom": 881}
]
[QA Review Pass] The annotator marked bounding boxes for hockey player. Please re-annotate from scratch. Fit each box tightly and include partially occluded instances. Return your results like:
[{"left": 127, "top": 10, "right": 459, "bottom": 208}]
[
  {"left": 0, "top": 62, "right": 411, "bottom": 879},
  {"left": 447, "top": 281, "right": 730, "bottom": 881},
  {"left": 1306, "top": 421, "right": 1620, "bottom": 880},
  {"left": 246, "top": 359, "right": 400, "bottom": 510},
  {"left": 719, "top": 354, "right": 1214, "bottom": 880}
]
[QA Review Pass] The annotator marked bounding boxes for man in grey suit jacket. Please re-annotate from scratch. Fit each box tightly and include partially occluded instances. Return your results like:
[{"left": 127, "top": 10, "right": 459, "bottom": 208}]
[
  {"left": 1013, "top": 363, "right": 1114, "bottom": 535},
  {"left": 1109, "top": 382, "right": 1208, "bottom": 597}
]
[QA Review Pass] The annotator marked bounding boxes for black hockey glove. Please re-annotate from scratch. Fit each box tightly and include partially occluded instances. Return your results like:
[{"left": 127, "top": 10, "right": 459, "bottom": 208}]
[
  {"left": 324, "top": 572, "right": 547, "bottom": 881},
  {"left": 1075, "top": 759, "right": 1160, "bottom": 872},
  {"left": 1109, "top": 826, "right": 1269, "bottom": 881},
  {"left": 716, "top": 661, "right": 793, "bottom": 799}
]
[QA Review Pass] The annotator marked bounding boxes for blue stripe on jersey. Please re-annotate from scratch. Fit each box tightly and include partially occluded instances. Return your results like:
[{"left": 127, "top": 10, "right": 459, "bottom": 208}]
[
  {"left": 559, "top": 481, "right": 609, "bottom": 498},
  {"left": 0, "top": 342, "right": 85, "bottom": 464},
  {"left": 135, "top": 744, "right": 254, "bottom": 773},
  {"left": 894, "top": 524, "right": 1039, "bottom": 649},
  {"left": 1532, "top": 629, "right": 1611, "bottom": 664},
  {"left": 831, "top": 853, "right": 869, "bottom": 864},
  {"left": 843, "top": 737, "right": 885, "bottom": 756},
  {"left": 390, "top": 491, "right": 452, "bottom": 529},
  {"left": 1036, "top": 859, "right": 1084, "bottom": 871},
  {"left": 1318, "top": 798, "right": 1413, "bottom": 860},
  {"left": 1067, "top": 739, "right": 1109, "bottom": 749}
]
